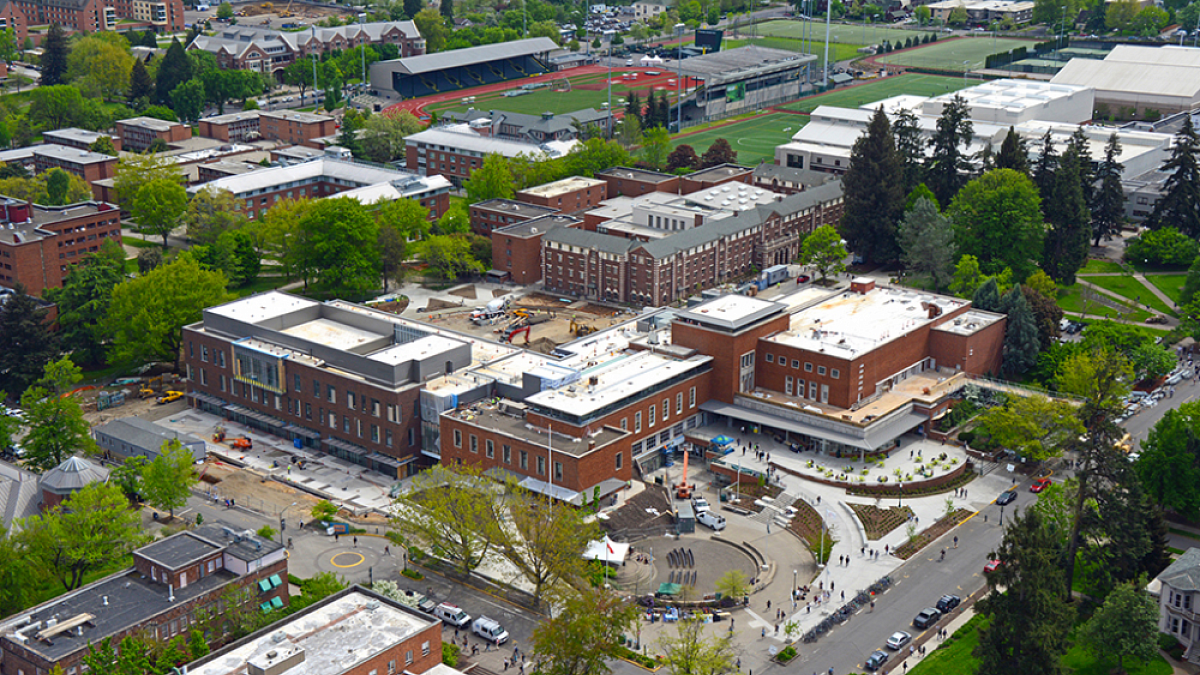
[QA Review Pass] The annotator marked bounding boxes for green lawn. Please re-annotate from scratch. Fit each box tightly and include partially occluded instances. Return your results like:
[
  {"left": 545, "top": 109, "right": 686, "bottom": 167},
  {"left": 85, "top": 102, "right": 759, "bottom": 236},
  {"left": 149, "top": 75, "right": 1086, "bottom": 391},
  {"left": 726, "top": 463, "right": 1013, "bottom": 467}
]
[
  {"left": 778, "top": 73, "right": 972, "bottom": 113},
  {"left": 909, "top": 614, "right": 985, "bottom": 675},
  {"left": 1147, "top": 274, "right": 1188, "bottom": 304},
  {"left": 1079, "top": 259, "right": 1125, "bottom": 274},
  {"left": 1057, "top": 284, "right": 1152, "bottom": 323},
  {"left": 755, "top": 19, "right": 929, "bottom": 45},
  {"left": 233, "top": 274, "right": 288, "bottom": 298},
  {"left": 724, "top": 37, "right": 868, "bottom": 67},
  {"left": 426, "top": 72, "right": 681, "bottom": 118},
  {"left": 674, "top": 113, "right": 806, "bottom": 165},
  {"left": 877, "top": 36, "right": 1040, "bottom": 71},
  {"left": 912, "top": 615, "right": 1172, "bottom": 675},
  {"left": 1084, "top": 275, "right": 1175, "bottom": 317}
]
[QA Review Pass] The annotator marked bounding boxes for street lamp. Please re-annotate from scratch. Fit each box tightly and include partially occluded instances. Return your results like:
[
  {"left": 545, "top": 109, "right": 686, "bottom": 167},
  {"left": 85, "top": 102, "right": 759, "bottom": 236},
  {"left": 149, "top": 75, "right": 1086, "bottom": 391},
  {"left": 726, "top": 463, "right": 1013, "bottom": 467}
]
[
  {"left": 674, "top": 23, "right": 686, "bottom": 133},
  {"left": 279, "top": 501, "right": 297, "bottom": 546},
  {"left": 962, "top": 60, "right": 969, "bottom": 85}
]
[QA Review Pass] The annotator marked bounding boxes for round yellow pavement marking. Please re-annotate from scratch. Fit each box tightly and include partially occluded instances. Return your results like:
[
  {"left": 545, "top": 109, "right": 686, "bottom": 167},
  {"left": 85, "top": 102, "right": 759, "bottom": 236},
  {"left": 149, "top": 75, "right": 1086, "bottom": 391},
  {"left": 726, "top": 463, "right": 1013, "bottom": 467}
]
[{"left": 331, "top": 551, "right": 365, "bottom": 568}]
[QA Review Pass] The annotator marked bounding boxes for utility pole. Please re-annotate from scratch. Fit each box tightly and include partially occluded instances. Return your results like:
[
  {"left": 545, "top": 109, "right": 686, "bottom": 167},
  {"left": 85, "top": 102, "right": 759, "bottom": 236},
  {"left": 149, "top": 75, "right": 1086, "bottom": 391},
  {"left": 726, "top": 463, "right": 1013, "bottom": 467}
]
[{"left": 823, "top": 0, "right": 831, "bottom": 86}]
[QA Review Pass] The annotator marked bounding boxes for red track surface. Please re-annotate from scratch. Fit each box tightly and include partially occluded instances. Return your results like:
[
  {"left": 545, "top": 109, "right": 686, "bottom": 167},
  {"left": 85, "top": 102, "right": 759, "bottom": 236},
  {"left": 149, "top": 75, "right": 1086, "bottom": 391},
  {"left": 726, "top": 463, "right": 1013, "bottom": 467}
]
[{"left": 382, "top": 65, "right": 697, "bottom": 120}]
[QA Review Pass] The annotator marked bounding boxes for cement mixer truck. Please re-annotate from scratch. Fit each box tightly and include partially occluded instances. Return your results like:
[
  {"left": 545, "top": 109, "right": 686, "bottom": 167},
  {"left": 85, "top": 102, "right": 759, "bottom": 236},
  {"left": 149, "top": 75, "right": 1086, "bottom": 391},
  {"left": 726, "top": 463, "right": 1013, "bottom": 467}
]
[{"left": 471, "top": 297, "right": 512, "bottom": 324}]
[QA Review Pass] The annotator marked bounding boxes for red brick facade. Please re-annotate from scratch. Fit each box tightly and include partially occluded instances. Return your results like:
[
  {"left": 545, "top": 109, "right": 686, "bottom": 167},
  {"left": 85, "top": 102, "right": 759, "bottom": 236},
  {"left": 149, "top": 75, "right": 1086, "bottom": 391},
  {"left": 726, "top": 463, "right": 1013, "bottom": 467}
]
[
  {"left": 469, "top": 199, "right": 557, "bottom": 237},
  {"left": 596, "top": 168, "right": 680, "bottom": 198},
  {"left": 516, "top": 179, "right": 607, "bottom": 213},
  {"left": 183, "top": 329, "right": 426, "bottom": 478},
  {"left": 0, "top": 200, "right": 121, "bottom": 297},
  {"left": 32, "top": 148, "right": 117, "bottom": 191},
  {"left": 259, "top": 111, "right": 338, "bottom": 148},
  {"left": 116, "top": 117, "right": 191, "bottom": 152}
]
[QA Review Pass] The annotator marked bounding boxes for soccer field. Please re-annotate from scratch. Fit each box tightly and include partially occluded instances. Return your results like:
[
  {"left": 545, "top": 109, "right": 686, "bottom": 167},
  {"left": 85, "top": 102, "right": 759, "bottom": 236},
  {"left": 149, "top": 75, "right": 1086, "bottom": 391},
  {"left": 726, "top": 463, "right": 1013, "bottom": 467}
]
[
  {"left": 724, "top": 37, "right": 867, "bottom": 68},
  {"left": 424, "top": 72, "right": 681, "bottom": 117},
  {"left": 877, "top": 36, "right": 1040, "bottom": 70},
  {"left": 673, "top": 113, "right": 807, "bottom": 165},
  {"left": 756, "top": 19, "right": 928, "bottom": 45},
  {"left": 777, "top": 73, "right": 972, "bottom": 113}
]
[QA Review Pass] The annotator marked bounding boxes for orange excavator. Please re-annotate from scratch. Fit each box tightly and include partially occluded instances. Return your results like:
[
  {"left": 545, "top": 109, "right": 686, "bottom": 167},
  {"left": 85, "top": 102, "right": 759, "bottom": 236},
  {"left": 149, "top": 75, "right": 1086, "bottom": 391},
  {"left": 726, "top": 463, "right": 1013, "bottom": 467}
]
[{"left": 675, "top": 447, "right": 695, "bottom": 499}]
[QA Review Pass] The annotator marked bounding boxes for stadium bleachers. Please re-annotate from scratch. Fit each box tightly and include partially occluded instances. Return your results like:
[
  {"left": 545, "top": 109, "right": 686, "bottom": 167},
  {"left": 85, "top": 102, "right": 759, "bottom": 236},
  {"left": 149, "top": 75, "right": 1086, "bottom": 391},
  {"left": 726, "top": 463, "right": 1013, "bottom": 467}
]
[{"left": 373, "top": 38, "right": 557, "bottom": 99}]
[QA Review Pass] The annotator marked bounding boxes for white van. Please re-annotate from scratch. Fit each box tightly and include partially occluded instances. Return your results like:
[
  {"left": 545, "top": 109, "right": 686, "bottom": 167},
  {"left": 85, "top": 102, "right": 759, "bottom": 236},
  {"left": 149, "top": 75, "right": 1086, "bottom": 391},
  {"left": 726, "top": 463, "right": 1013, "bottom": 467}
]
[
  {"left": 471, "top": 616, "right": 509, "bottom": 644},
  {"left": 434, "top": 603, "right": 471, "bottom": 627},
  {"left": 697, "top": 510, "right": 726, "bottom": 531}
]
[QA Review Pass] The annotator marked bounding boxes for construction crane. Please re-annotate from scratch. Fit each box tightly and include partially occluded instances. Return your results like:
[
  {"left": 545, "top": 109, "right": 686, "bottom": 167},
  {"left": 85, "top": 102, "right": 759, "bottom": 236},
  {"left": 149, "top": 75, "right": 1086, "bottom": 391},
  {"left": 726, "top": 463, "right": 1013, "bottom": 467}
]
[{"left": 675, "top": 446, "right": 694, "bottom": 499}]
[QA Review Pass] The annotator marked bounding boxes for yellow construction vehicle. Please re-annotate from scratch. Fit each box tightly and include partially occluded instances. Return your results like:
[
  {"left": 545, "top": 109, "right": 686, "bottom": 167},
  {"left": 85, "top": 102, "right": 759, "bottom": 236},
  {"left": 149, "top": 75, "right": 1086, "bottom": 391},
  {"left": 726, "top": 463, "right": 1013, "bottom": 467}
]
[
  {"left": 138, "top": 375, "right": 163, "bottom": 399},
  {"left": 511, "top": 308, "right": 531, "bottom": 320},
  {"left": 570, "top": 317, "right": 595, "bottom": 338}
]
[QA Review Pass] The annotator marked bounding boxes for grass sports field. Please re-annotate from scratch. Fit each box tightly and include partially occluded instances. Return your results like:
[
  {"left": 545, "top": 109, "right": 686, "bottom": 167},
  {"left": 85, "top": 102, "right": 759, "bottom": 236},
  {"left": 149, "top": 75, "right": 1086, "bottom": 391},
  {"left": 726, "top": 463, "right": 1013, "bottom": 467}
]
[
  {"left": 877, "top": 36, "right": 1039, "bottom": 70},
  {"left": 756, "top": 19, "right": 928, "bottom": 45},
  {"left": 673, "top": 113, "right": 806, "bottom": 165},
  {"left": 423, "top": 71, "right": 682, "bottom": 117},
  {"left": 724, "top": 37, "right": 867, "bottom": 67},
  {"left": 778, "top": 73, "right": 971, "bottom": 113}
]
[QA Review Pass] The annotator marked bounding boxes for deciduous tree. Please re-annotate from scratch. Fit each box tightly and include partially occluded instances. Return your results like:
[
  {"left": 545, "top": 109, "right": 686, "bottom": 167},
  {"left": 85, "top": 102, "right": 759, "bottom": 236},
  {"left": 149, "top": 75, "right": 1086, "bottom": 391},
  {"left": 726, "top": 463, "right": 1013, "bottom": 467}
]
[
  {"left": 949, "top": 169, "right": 1045, "bottom": 280},
  {"left": 640, "top": 126, "right": 672, "bottom": 171},
  {"left": 1080, "top": 579, "right": 1160, "bottom": 673},
  {"left": 530, "top": 587, "right": 638, "bottom": 675},
  {"left": 951, "top": 254, "right": 986, "bottom": 297},
  {"left": 666, "top": 144, "right": 699, "bottom": 172},
  {"left": 170, "top": 78, "right": 207, "bottom": 124},
  {"left": 183, "top": 187, "right": 246, "bottom": 245},
  {"left": 499, "top": 487, "right": 601, "bottom": 607},
  {"left": 657, "top": 616, "right": 738, "bottom": 675},
  {"left": 799, "top": 225, "right": 847, "bottom": 284},
  {"left": 700, "top": 138, "right": 737, "bottom": 168},
  {"left": 20, "top": 357, "right": 96, "bottom": 472},
  {"left": 360, "top": 111, "right": 424, "bottom": 163},
  {"left": 130, "top": 177, "right": 188, "bottom": 249},
  {"left": 293, "top": 197, "right": 380, "bottom": 295},
  {"left": 46, "top": 242, "right": 125, "bottom": 366},
  {"left": 114, "top": 153, "right": 182, "bottom": 208},
  {"left": 419, "top": 234, "right": 484, "bottom": 279},
  {"left": 106, "top": 256, "right": 234, "bottom": 369},
  {"left": 974, "top": 393, "right": 1083, "bottom": 461},
  {"left": 465, "top": 154, "right": 515, "bottom": 203},
  {"left": 390, "top": 464, "right": 506, "bottom": 577},
  {"left": 141, "top": 440, "right": 197, "bottom": 518},
  {"left": 17, "top": 481, "right": 145, "bottom": 591},
  {"left": 67, "top": 36, "right": 134, "bottom": 102},
  {"left": 840, "top": 107, "right": 904, "bottom": 264},
  {"left": 1137, "top": 402, "right": 1200, "bottom": 519}
]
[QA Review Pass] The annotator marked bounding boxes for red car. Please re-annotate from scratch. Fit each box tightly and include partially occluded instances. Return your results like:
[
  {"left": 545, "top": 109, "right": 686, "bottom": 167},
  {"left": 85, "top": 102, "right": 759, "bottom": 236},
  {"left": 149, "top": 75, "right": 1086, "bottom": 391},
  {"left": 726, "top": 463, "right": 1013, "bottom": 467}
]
[
  {"left": 1030, "top": 477, "right": 1052, "bottom": 493},
  {"left": 983, "top": 560, "right": 1002, "bottom": 574},
  {"left": 796, "top": 275, "right": 812, "bottom": 284}
]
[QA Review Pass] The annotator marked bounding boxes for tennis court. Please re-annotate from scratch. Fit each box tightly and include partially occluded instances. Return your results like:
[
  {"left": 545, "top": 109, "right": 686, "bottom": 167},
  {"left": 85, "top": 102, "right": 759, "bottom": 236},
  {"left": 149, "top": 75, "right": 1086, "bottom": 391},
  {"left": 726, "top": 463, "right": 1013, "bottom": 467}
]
[
  {"left": 673, "top": 113, "right": 807, "bottom": 165},
  {"left": 755, "top": 19, "right": 928, "bottom": 45},
  {"left": 877, "top": 36, "right": 1040, "bottom": 71},
  {"left": 777, "top": 73, "right": 971, "bottom": 113}
]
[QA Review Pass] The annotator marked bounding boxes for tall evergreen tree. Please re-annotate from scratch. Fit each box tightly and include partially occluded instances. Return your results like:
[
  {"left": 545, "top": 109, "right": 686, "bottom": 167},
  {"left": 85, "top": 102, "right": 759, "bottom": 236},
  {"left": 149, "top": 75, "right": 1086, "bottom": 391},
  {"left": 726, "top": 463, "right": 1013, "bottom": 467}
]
[
  {"left": 0, "top": 287, "right": 59, "bottom": 397},
  {"left": 1147, "top": 113, "right": 1200, "bottom": 237},
  {"left": 840, "top": 107, "right": 905, "bottom": 264},
  {"left": 1092, "top": 133, "right": 1126, "bottom": 246},
  {"left": 925, "top": 94, "right": 973, "bottom": 206},
  {"left": 403, "top": 0, "right": 421, "bottom": 18},
  {"left": 975, "top": 510, "right": 1075, "bottom": 675},
  {"left": 897, "top": 196, "right": 955, "bottom": 291},
  {"left": 155, "top": 39, "right": 193, "bottom": 105},
  {"left": 972, "top": 276, "right": 1001, "bottom": 312},
  {"left": 624, "top": 91, "right": 642, "bottom": 128},
  {"left": 1001, "top": 286, "right": 1040, "bottom": 375},
  {"left": 40, "top": 23, "right": 69, "bottom": 87},
  {"left": 892, "top": 107, "right": 925, "bottom": 192},
  {"left": 1042, "top": 136, "right": 1091, "bottom": 285},
  {"left": 1068, "top": 127, "right": 1094, "bottom": 205},
  {"left": 1032, "top": 128, "right": 1058, "bottom": 197},
  {"left": 995, "top": 127, "right": 1030, "bottom": 176},
  {"left": 441, "top": 0, "right": 454, "bottom": 20},
  {"left": 128, "top": 57, "right": 154, "bottom": 106}
]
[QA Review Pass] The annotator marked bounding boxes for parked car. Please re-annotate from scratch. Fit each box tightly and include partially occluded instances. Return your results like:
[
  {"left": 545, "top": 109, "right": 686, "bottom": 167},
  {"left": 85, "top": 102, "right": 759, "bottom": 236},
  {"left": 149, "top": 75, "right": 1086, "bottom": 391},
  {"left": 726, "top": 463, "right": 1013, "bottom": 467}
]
[
  {"left": 865, "top": 650, "right": 890, "bottom": 671},
  {"left": 886, "top": 631, "right": 912, "bottom": 650},
  {"left": 936, "top": 594, "right": 961, "bottom": 613},
  {"left": 912, "top": 607, "right": 941, "bottom": 629},
  {"left": 996, "top": 489, "right": 1018, "bottom": 506},
  {"left": 697, "top": 510, "right": 726, "bottom": 531},
  {"left": 796, "top": 274, "right": 811, "bottom": 284},
  {"left": 983, "top": 559, "right": 1002, "bottom": 574},
  {"left": 472, "top": 616, "right": 509, "bottom": 644},
  {"left": 434, "top": 603, "right": 471, "bottom": 627},
  {"left": 691, "top": 496, "right": 710, "bottom": 513},
  {"left": 1030, "top": 477, "right": 1052, "bottom": 493}
]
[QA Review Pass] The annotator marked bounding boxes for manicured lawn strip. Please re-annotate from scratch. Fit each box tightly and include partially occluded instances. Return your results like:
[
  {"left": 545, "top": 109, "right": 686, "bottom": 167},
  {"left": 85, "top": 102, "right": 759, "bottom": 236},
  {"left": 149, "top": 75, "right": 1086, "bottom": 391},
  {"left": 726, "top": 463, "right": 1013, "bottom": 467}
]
[
  {"left": 777, "top": 74, "right": 971, "bottom": 113},
  {"left": 1078, "top": 259, "right": 1125, "bottom": 274},
  {"left": 673, "top": 113, "right": 805, "bottom": 165},
  {"left": 1061, "top": 627, "right": 1172, "bottom": 675},
  {"left": 233, "top": 275, "right": 289, "bottom": 298},
  {"left": 876, "top": 36, "right": 1040, "bottom": 70},
  {"left": 1084, "top": 275, "right": 1175, "bottom": 317},
  {"left": 908, "top": 614, "right": 986, "bottom": 675},
  {"left": 1057, "top": 285, "right": 1152, "bottom": 323},
  {"left": 1146, "top": 273, "right": 1187, "bottom": 305},
  {"left": 755, "top": 19, "right": 928, "bottom": 45}
]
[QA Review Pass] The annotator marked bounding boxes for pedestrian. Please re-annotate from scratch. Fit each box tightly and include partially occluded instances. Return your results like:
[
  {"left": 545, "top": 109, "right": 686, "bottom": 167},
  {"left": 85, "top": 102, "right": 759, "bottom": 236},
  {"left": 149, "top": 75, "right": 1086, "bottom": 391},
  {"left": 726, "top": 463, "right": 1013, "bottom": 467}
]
[
  {"left": 353, "top": 536, "right": 358, "bottom": 547},
  {"left": 767, "top": 599, "right": 771, "bottom": 610},
  {"left": 861, "top": 545, "right": 866, "bottom": 556},
  {"left": 455, "top": 627, "right": 459, "bottom": 639},
  {"left": 762, "top": 627, "right": 766, "bottom": 638},
  {"left": 775, "top": 623, "right": 779, "bottom": 634},
  {"left": 504, "top": 658, "right": 509, "bottom": 671},
  {"left": 817, "top": 495, "right": 821, "bottom": 504},
  {"left": 903, "top": 662, "right": 908, "bottom": 673},
  {"left": 335, "top": 533, "right": 340, "bottom": 542},
  {"left": 910, "top": 646, "right": 914, "bottom": 658},
  {"left": 831, "top": 581, "right": 835, "bottom": 591},
  {"left": 385, "top": 545, "right": 391, "bottom": 555},
  {"left": 884, "top": 544, "right": 889, "bottom": 554},
  {"left": 841, "top": 590, "right": 844, "bottom": 601},
  {"left": 953, "top": 536, "right": 958, "bottom": 549},
  {"left": 984, "top": 514, "right": 988, "bottom": 523}
]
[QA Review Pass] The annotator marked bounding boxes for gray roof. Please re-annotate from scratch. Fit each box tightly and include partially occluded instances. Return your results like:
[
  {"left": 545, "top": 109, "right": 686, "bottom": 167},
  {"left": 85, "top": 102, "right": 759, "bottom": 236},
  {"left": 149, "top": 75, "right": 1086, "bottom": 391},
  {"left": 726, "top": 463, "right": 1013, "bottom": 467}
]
[
  {"left": 376, "top": 37, "right": 559, "bottom": 76},
  {"left": 753, "top": 163, "right": 838, "bottom": 187},
  {"left": 194, "top": 523, "right": 285, "bottom": 562},
  {"left": 544, "top": 226, "right": 634, "bottom": 255},
  {"left": 445, "top": 108, "right": 608, "bottom": 136},
  {"left": 0, "top": 460, "right": 42, "bottom": 528},
  {"left": 39, "top": 456, "right": 109, "bottom": 493},
  {"left": 136, "top": 531, "right": 223, "bottom": 570},
  {"left": 497, "top": 214, "right": 581, "bottom": 238},
  {"left": 92, "top": 416, "right": 205, "bottom": 454},
  {"left": 597, "top": 166, "right": 676, "bottom": 183},
  {"left": 678, "top": 46, "right": 815, "bottom": 86},
  {"left": 1158, "top": 547, "right": 1200, "bottom": 592},
  {"left": 190, "top": 21, "right": 420, "bottom": 61},
  {"left": 32, "top": 144, "right": 117, "bottom": 166}
]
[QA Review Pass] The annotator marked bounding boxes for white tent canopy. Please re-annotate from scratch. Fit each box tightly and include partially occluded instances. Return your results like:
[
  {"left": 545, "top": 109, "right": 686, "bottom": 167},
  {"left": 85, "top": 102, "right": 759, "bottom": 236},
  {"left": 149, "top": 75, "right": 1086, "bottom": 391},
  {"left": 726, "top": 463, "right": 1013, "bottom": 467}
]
[
  {"left": 583, "top": 536, "right": 630, "bottom": 565},
  {"left": 640, "top": 55, "right": 664, "bottom": 66}
]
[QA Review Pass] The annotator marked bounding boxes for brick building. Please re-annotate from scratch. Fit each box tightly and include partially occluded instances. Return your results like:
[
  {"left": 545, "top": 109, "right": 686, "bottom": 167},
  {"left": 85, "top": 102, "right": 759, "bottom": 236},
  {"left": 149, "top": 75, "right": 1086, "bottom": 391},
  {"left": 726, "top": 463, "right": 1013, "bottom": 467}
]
[
  {"left": 186, "top": 586, "right": 446, "bottom": 675},
  {"left": 41, "top": 128, "right": 120, "bottom": 152},
  {"left": 751, "top": 164, "right": 840, "bottom": 196},
  {"left": 189, "top": 21, "right": 424, "bottom": 77},
  {"left": 181, "top": 292, "right": 523, "bottom": 478},
  {"left": 32, "top": 144, "right": 118, "bottom": 195},
  {"left": 0, "top": 0, "right": 183, "bottom": 43},
  {"left": 679, "top": 164, "right": 753, "bottom": 193},
  {"left": 190, "top": 156, "right": 452, "bottom": 222},
  {"left": 0, "top": 197, "right": 122, "bottom": 297},
  {"left": 515, "top": 176, "right": 607, "bottom": 213},
  {"left": 540, "top": 180, "right": 845, "bottom": 305},
  {"left": 469, "top": 198, "right": 557, "bottom": 237},
  {"left": 596, "top": 167, "right": 680, "bottom": 197},
  {"left": 442, "top": 107, "right": 611, "bottom": 143},
  {"left": 404, "top": 123, "right": 578, "bottom": 188},
  {"left": 490, "top": 214, "right": 581, "bottom": 284},
  {"left": 115, "top": 116, "right": 191, "bottom": 153},
  {"left": 0, "top": 524, "right": 287, "bottom": 675},
  {"left": 199, "top": 110, "right": 338, "bottom": 147}
]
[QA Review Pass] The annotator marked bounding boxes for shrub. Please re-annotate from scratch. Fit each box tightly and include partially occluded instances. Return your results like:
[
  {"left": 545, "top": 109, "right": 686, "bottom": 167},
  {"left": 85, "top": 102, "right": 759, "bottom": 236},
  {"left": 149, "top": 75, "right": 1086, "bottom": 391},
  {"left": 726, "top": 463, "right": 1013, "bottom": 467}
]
[
  {"left": 1126, "top": 227, "right": 1198, "bottom": 267},
  {"left": 443, "top": 643, "right": 460, "bottom": 667},
  {"left": 401, "top": 567, "right": 424, "bottom": 580},
  {"left": 777, "top": 645, "right": 797, "bottom": 662}
]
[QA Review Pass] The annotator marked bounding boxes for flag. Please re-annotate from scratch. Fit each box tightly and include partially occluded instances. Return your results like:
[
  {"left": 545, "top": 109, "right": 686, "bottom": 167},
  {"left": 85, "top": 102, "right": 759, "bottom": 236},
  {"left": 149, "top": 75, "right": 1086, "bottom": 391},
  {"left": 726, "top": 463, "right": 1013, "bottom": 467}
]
[{"left": 607, "top": 540, "right": 615, "bottom": 555}]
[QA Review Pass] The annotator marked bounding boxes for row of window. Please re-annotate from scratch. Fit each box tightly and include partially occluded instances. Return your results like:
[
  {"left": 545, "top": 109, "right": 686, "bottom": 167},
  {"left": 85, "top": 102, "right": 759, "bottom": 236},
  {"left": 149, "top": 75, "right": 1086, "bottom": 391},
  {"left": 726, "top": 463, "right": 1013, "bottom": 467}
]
[{"left": 765, "top": 352, "right": 840, "bottom": 379}]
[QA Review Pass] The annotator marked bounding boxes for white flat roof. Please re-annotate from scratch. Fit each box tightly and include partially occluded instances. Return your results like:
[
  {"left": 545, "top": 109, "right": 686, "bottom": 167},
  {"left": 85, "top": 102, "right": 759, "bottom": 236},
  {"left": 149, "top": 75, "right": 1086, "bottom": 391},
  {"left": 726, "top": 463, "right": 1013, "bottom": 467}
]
[
  {"left": 473, "top": 351, "right": 556, "bottom": 385},
  {"left": 933, "top": 309, "right": 1004, "bottom": 335},
  {"left": 368, "top": 335, "right": 464, "bottom": 365},
  {"left": 526, "top": 351, "right": 711, "bottom": 417},
  {"left": 519, "top": 176, "right": 605, "bottom": 198},
  {"left": 207, "top": 292, "right": 320, "bottom": 324},
  {"left": 281, "top": 318, "right": 382, "bottom": 351},
  {"left": 768, "top": 286, "right": 969, "bottom": 358},
  {"left": 188, "top": 590, "right": 436, "bottom": 675},
  {"left": 405, "top": 124, "right": 579, "bottom": 159},
  {"left": 682, "top": 294, "right": 779, "bottom": 325}
]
